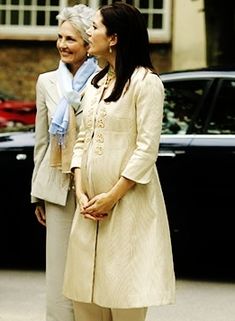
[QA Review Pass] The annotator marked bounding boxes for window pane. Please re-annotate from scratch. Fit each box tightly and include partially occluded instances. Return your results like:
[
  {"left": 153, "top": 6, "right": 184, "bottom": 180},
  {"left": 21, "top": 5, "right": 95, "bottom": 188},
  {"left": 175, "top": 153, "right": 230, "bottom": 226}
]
[
  {"left": 162, "top": 80, "right": 210, "bottom": 135},
  {"left": 154, "top": 0, "right": 163, "bottom": 9},
  {"left": 24, "top": 11, "right": 31, "bottom": 25},
  {"left": 12, "top": 0, "right": 19, "bottom": 4},
  {"left": 11, "top": 11, "right": 19, "bottom": 25},
  {"left": 24, "top": 0, "right": 32, "bottom": 4},
  {"left": 0, "top": 11, "right": 6, "bottom": 24},
  {"left": 153, "top": 13, "right": 162, "bottom": 29},
  {"left": 0, "top": 0, "right": 7, "bottom": 4},
  {"left": 139, "top": 0, "right": 149, "bottom": 9},
  {"left": 37, "top": 0, "right": 46, "bottom": 5},
  {"left": 50, "top": 11, "right": 58, "bottom": 25},
  {"left": 206, "top": 80, "right": 235, "bottom": 134},
  {"left": 37, "top": 11, "right": 45, "bottom": 25},
  {"left": 126, "top": 0, "right": 134, "bottom": 5},
  {"left": 50, "top": 0, "right": 59, "bottom": 5}
]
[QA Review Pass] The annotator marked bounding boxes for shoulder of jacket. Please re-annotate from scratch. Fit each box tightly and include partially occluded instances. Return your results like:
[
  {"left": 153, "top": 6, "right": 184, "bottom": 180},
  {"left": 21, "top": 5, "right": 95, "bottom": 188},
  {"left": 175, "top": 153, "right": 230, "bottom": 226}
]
[
  {"left": 132, "top": 66, "right": 158, "bottom": 78},
  {"left": 37, "top": 69, "right": 58, "bottom": 84},
  {"left": 131, "top": 67, "right": 163, "bottom": 89}
]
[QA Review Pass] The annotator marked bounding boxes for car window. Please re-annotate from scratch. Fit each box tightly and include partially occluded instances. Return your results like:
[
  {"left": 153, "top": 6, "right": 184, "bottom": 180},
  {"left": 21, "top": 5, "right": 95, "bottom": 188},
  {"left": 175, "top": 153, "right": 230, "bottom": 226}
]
[
  {"left": 162, "top": 79, "right": 212, "bottom": 135},
  {"left": 205, "top": 79, "right": 235, "bottom": 134}
]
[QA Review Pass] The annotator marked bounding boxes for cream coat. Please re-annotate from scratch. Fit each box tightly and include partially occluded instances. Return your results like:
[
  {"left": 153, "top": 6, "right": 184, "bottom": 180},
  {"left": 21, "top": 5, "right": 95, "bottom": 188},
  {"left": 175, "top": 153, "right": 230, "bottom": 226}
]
[
  {"left": 63, "top": 67, "right": 175, "bottom": 308},
  {"left": 31, "top": 70, "right": 82, "bottom": 205}
]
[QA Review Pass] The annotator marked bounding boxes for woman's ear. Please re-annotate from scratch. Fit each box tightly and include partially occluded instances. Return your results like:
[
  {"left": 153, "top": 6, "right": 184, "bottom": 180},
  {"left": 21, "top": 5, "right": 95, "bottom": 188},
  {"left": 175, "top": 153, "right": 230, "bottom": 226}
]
[{"left": 109, "top": 33, "right": 118, "bottom": 47}]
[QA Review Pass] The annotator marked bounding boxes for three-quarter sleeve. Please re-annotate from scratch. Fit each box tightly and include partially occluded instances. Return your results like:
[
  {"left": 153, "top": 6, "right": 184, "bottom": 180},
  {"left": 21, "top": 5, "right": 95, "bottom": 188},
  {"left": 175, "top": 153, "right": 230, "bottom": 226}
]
[{"left": 121, "top": 73, "right": 164, "bottom": 184}]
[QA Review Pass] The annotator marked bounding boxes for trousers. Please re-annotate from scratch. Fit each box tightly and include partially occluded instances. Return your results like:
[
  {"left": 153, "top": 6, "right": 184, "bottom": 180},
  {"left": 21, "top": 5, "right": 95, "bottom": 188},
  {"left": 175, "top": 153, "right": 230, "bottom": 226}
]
[
  {"left": 45, "top": 190, "right": 76, "bottom": 321},
  {"left": 73, "top": 302, "right": 147, "bottom": 321}
]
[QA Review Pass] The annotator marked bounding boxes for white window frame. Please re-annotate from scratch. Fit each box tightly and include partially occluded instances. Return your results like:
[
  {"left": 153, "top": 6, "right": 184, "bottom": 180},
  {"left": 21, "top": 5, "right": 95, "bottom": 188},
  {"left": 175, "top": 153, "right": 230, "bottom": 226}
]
[
  {"left": 0, "top": 0, "right": 68, "bottom": 40},
  {"left": 0, "top": 0, "right": 171, "bottom": 42},
  {"left": 87, "top": 0, "right": 172, "bottom": 43}
]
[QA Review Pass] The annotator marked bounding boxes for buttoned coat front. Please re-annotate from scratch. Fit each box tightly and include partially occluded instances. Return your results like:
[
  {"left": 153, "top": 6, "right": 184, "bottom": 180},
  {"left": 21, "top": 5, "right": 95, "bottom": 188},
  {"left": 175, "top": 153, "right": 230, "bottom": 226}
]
[
  {"left": 63, "top": 67, "right": 175, "bottom": 308},
  {"left": 31, "top": 70, "right": 82, "bottom": 206}
]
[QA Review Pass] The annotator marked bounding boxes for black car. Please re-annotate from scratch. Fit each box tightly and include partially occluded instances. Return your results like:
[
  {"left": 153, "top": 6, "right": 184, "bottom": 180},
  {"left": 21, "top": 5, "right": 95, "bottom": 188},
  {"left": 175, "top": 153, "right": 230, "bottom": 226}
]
[
  {"left": 0, "top": 131, "right": 45, "bottom": 269},
  {"left": 1, "top": 69, "right": 235, "bottom": 277},
  {"left": 158, "top": 69, "right": 235, "bottom": 277}
]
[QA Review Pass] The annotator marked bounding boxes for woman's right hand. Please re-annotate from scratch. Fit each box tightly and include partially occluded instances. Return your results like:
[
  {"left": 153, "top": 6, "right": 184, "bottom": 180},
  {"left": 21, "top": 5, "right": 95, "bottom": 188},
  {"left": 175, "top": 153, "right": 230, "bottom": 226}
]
[
  {"left": 77, "top": 193, "right": 107, "bottom": 221},
  {"left": 77, "top": 192, "right": 89, "bottom": 213},
  {"left": 74, "top": 168, "right": 106, "bottom": 221},
  {"left": 35, "top": 204, "right": 46, "bottom": 226}
]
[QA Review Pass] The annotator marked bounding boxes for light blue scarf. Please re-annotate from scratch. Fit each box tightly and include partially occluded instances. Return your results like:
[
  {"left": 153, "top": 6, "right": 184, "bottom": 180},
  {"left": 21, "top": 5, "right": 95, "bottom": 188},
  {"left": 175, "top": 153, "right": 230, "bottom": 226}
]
[{"left": 49, "top": 57, "right": 98, "bottom": 142}]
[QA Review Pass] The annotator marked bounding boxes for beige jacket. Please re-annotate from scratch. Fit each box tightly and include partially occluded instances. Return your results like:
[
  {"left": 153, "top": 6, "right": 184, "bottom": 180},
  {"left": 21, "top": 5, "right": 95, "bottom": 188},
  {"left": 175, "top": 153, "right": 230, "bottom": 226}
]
[
  {"left": 31, "top": 70, "right": 83, "bottom": 206},
  {"left": 63, "top": 67, "right": 175, "bottom": 308}
]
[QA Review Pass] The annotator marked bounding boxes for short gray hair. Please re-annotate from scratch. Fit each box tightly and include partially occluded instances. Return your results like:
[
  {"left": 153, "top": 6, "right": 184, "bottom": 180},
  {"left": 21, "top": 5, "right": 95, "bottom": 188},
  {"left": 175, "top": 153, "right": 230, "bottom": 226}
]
[{"left": 57, "top": 4, "right": 95, "bottom": 44}]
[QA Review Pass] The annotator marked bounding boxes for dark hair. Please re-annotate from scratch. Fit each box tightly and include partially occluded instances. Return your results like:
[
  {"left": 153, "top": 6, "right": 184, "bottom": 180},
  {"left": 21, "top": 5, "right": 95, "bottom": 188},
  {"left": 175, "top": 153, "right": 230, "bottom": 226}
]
[{"left": 92, "top": 2, "right": 154, "bottom": 102}]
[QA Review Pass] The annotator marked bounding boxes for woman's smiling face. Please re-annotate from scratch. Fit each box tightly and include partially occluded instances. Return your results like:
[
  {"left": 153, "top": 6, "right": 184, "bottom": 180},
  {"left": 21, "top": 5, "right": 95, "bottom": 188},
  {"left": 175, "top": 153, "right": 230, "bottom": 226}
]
[{"left": 57, "top": 21, "right": 88, "bottom": 70}]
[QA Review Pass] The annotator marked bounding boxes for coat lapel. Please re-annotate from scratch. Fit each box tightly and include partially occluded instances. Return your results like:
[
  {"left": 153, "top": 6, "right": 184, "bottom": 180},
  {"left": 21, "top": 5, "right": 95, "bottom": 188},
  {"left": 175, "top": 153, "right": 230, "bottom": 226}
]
[{"left": 47, "top": 70, "right": 61, "bottom": 106}]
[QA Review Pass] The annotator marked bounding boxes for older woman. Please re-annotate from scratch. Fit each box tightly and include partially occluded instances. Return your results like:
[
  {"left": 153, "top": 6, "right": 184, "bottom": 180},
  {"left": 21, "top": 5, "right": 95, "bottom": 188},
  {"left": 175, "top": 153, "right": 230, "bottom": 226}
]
[
  {"left": 63, "top": 3, "right": 175, "bottom": 321},
  {"left": 31, "top": 4, "right": 98, "bottom": 321}
]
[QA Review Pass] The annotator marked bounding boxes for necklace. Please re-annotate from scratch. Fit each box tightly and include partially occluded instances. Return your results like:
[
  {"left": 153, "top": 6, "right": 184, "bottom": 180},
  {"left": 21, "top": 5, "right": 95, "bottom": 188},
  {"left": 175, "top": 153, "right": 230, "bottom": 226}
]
[{"left": 104, "top": 66, "right": 115, "bottom": 89}]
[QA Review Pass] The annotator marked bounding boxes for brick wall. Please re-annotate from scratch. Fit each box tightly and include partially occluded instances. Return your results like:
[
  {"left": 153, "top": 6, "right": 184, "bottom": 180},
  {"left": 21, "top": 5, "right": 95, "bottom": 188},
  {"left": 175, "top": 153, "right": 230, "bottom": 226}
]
[
  {"left": 0, "top": 40, "right": 171, "bottom": 101},
  {"left": 0, "top": 40, "right": 59, "bottom": 101},
  {"left": 150, "top": 43, "right": 172, "bottom": 73}
]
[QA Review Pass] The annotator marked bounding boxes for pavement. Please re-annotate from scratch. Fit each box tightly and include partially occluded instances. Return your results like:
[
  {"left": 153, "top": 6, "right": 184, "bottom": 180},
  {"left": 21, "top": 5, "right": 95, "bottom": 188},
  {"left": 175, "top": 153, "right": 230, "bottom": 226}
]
[
  {"left": 0, "top": 270, "right": 45, "bottom": 321},
  {"left": 1, "top": 270, "right": 235, "bottom": 321}
]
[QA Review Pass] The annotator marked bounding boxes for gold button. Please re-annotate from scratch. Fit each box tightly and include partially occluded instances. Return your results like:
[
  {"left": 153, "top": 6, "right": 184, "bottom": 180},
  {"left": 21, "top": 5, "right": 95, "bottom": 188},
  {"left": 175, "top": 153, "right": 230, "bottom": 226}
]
[
  {"left": 96, "top": 133, "right": 104, "bottom": 143},
  {"left": 97, "top": 118, "right": 105, "bottom": 128},
  {"left": 95, "top": 146, "right": 103, "bottom": 155}
]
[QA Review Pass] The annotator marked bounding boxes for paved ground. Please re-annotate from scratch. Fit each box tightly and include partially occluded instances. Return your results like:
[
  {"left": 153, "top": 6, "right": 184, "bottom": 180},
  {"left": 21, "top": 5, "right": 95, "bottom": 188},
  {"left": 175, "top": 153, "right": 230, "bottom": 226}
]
[{"left": 0, "top": 270, "right": 235, "bottom": 321}]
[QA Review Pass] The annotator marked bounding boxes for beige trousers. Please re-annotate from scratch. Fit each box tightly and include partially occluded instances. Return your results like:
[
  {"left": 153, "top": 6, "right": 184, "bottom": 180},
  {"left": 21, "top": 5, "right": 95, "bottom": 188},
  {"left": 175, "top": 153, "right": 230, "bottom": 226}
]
[
  {"left": 45, "top": 190, "right": 76, "bottom": 321},
  {"left": 73, "top": 302, "right": 147, "bottom": 321}
]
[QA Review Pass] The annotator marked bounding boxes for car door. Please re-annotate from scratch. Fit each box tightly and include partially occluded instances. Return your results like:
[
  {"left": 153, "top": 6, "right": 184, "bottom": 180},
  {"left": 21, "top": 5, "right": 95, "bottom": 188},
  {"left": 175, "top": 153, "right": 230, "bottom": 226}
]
[
  {"left": 187, "top": 77, "right": 235, "bottom": 275},
  {"left": 0, "top": 132, "right": 45, "bottom": 269},
  {"left": 157, "top": 76, "right": 216, "bottom": 274}
]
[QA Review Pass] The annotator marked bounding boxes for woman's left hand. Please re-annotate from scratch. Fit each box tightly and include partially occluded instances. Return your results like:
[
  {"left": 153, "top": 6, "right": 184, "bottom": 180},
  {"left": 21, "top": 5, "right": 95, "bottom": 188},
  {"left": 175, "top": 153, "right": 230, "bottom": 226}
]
[
  {"left": 81, "top": 192, "right": 116, "bottom": 220},
  {"left": 81, "top": 177, "right": 134, "bottom": 221}
]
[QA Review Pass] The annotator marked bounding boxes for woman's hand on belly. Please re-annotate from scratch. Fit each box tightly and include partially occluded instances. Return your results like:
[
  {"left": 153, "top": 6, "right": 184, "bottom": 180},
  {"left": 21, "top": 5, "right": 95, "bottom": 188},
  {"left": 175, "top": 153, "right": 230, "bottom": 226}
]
[
  {"left": 80, "top": 177, "right": 135, "bottom": 221},
  {"left": 81, "top": 192, "right": 115, "bottom": 221}
]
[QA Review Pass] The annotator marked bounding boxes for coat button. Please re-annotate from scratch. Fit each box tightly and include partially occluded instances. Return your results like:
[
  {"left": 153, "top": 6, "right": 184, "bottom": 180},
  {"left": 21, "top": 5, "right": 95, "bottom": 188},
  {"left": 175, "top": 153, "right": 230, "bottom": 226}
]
[
  {"left": 97, "top": 118, "right": 105, "bottom": 128},
  {"left": 96, "top": 133, "right": 104, "bottom": 143},
  {"left": 95, "top": 146, "right": 103, "bottom": 155}
]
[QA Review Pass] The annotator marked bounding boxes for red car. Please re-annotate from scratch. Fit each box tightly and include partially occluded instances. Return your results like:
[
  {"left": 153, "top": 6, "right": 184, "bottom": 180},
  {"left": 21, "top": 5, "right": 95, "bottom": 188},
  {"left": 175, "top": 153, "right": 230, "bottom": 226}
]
[{"left": 0, "top": 92, "right": 36, "bottom": 128}]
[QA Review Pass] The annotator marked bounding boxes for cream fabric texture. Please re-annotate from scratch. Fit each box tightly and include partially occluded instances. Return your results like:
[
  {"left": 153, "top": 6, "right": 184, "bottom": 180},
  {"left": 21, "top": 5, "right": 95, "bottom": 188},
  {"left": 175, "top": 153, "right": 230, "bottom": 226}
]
[
  {"left": 30, "top": 69, "right": 78, "bottom": 321},
  {"left": 64, "top": 67, "right": 175, "bottom": 308},
  {"left": 45, "top": 191, "right": 75, "bottom": 321},
  {"left": 31, "top": 70, "right": 83, "bottom": 205},
  {"left": 73, "top": 302, "right": 147, "bottom": 321}
]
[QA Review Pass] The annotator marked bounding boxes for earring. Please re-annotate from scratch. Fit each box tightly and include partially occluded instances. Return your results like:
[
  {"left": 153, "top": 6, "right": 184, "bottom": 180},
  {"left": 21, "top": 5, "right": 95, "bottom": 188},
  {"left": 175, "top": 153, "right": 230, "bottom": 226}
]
[{"left": 109, "top": 46, "right": 112, "bottom": 53}]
